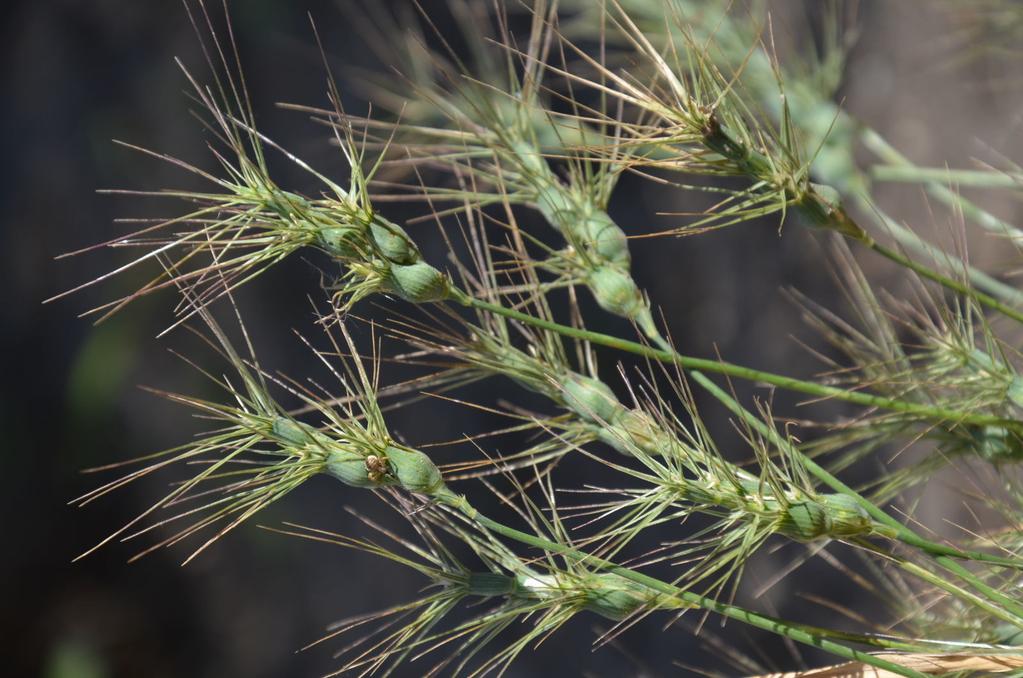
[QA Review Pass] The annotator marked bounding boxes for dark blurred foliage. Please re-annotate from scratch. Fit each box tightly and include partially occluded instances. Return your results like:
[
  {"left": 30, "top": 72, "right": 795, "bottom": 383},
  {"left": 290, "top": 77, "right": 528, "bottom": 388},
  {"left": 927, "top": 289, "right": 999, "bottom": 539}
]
[{"left": 5, "top": 1, "right": 1022, "bottom": 677}]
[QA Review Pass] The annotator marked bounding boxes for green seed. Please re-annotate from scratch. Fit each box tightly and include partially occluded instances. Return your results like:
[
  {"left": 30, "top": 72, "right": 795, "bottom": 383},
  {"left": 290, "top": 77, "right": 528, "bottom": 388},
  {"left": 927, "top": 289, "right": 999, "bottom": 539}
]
[
  {"left": 264, "top": 189, "right": 310, "bottom": 219},
  {"left": 273, "top": 417, "right": 379, "bottom": 487},
  {"left": 820, "top": 494, "right": 873, "bottom": 538},
  {"left": 604, "top": 408, "right": 676, "bottom": 457},
  {"left": 775, "top": 495, "right": 873, "bottom": 541},
  {"left": 587, "top": 266, "right": 645, "bottom": 319},
  {"left": 387, "top": 262, "right": 451, "bottom": 303},
  {"left": 561, "top": 372, "right": 622, "bottom": 423},
  {"left": 969, "top": 425, "right": 1023, "bottom": 462},
  {"left": 272, "top": 416, "right": 312, "bottom": 445},
  {"left": 317, "top": 226, "right": 362, "bottom": 260},
  {"left": 581, "top": 574, "right": 649, "bottom": 621},
  {"left": 993, "top": 622, "right": 1023, "bottom": 645},
  {"left": 777, "top": 500, "right": 830, "bottom": 542},
  {"left": 596, "top": 408, "right": 675, "bottom": 458},
  {"left": 511, "top": 140, "right": 551, "bottom": 179},
  {"left": 385, "top": 445, "right": 446, "bottom": 495},
  {"left": 495, "top": 348, "right": 544, "bottom": 386},
  {"left": 1008, "top": 377, "right": 1023, "bottom": 410},
  {"left": 580, "top": 213, "right": 630, "bottom": 266},
  {"left": 596, "top": 424, "right": 630, "bottom": 453},
  {"left": 370, "top": 219, "right": 417, "bottom": 265},
  {"left": 799, "top": 183, "right": 871, "bottom": 242},
  {"left": 810, "top": 182, "right": 842, "bottom": 211},
  {"left": 534, "top": 185, "right": 577, "bottom": 230},
  {"left": 325, "top": 451, "right": 381, "bottom": 488},
  {"left": 466, "top": 572, "right": 518, "bottom": 597}
]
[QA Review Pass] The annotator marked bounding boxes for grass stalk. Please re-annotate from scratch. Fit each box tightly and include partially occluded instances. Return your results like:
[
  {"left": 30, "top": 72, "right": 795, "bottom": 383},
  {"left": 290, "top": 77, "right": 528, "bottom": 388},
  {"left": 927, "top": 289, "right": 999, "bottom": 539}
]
[
  {"left": 866, "top": 241, "right": 1023, "bottom": 325},
  {"left": 872, "top": 166, "right": 1023, "bottom": 191},
  {"left": 452, "top": 290, "right": 1021, "bottom": 431},
  {"left": 68, "top": 2, "right": 1023, "bottom": 672},
  {"left": 861, "top": 130, "right": 1023, "bottom": 244},
  {"left": 592, "top": 0, "right": 1023, "bottom": 308},
  {"left": 438, "top": 491, "right": 935, "bottom": 678},
  {"left": 691, "top": 371, "right": 1023, "bottom": 624}
]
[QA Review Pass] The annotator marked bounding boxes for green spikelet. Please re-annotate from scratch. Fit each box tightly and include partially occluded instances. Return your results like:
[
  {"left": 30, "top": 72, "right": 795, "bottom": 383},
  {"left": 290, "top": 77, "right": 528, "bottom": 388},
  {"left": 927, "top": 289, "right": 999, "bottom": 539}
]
[
  {"left": 534, "top": 184, "right": 577, "bottom": 229},
  {"left": 579, "top": 212, "right": 630, "bottom": 266},
  {"left": 272, "top": 416, "right": 313, "bottom": 445},
  {"left": 385, "top": 445, "right": 446, "bottom": 495},
  {"left": 969, "top": 425, "right": 1023, "bottom": 463},
  {"left": 798, "top": 183, "right": 872, "bottom": 243},
  {"left": 370, "top": 219, "right": 418, "bottom": 265},
  {"left": 820, "top": 494, "right": 874, "bottom": 538},
  {"left": 776, "top": 495, "right": 873, "bottom": 541},
  {"left": 466, "top": 572, "right": 519, "bottom": 597},
  {"left": 561, "top": 372, "right": 622, "bottom": 423},
  {"left": 1008, "top": 376, "right": 1023, "bottom": 410},
  {"left": 317, "top": 225, "right": 363, "bottom": 259},
  {"left": 325, "top": 452, "right": 380, "bottom": 488},
  {"left": 489, "top": 344, "right": 547, "bottom": 391},
  {"left": 597, "top": 408, "right": 676, "bottom": 458},
  {"left": 272, "top": 417, "right": 379, "bottom": 488},
  {"left": 993, "top": 622, "right": 1023, "bottom": 646},
  {"left": 263, "top": 187, "right": 311, "bottom": 220},
  {"left": 776, "top": 500, "right": 831, "bottom": 542},
  {"left": 510, "top": 139, "right": 551, "bottom": 179},
  {"left": 387, "top": 262, "right": 451, "bottom": 303},
  {"left": 587, "top": 266, "right": 646, "bottom": 319},
  {"left": 580, "top": 574, "right": 651, "bottom": 621}
]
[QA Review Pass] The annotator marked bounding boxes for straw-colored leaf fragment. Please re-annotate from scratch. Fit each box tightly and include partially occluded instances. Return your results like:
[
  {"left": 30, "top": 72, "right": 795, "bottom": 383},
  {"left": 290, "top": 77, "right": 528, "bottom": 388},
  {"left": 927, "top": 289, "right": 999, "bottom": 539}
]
[{"left": 750, "top": 653, "right": 1023, "bottom": 677}]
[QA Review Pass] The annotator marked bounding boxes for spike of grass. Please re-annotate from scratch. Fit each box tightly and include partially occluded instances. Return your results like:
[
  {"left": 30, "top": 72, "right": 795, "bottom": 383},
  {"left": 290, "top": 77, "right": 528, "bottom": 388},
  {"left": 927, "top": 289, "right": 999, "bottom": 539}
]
[{"left": 64, "top": 1, "right": 1023, "bottom": 674}]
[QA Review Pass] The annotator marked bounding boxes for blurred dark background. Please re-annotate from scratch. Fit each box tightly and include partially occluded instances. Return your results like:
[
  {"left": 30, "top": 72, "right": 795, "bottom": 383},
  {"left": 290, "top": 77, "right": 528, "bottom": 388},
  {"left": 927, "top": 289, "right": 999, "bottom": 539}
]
[{"left": 5, "top": 1, "right": 1022, "bottom": 676}]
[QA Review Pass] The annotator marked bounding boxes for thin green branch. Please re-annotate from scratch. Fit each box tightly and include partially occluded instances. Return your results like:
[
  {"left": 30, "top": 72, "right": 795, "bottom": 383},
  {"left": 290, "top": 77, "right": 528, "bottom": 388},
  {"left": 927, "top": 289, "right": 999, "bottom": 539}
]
[
  {"left": 451, "top": 289, "right": 1022, "bottom": 432},
  {"left": 872, "top": 166, "right": 1023, "bottom": 190},
  {"left": 854, "top": 538, "right": 1023, "bottom": 629},
  {"left": 435, "top": 491, "right": 934, "bottom": 678},
  {"left": 866, "top": 241, "right": 1023, "bottom": 325},
  {"left": 861, "top": 130, "right": 1023, "bottom": 243},
  {"left": 691, "top": 371, "right": 1023, "bottom": 627},
  {"left": 863, "top": 198, "right": 1023, "bottom": 306}
]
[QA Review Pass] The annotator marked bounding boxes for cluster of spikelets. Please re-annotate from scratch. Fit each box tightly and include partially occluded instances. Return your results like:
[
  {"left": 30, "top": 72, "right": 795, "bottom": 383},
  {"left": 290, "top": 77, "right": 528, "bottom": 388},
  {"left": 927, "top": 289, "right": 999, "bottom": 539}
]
[
  {"left": 59, "top": 1, "right": 1023, "bottom": 676},
  {"left": 296, "top": 1, "right": 667, "bottom": 343}
]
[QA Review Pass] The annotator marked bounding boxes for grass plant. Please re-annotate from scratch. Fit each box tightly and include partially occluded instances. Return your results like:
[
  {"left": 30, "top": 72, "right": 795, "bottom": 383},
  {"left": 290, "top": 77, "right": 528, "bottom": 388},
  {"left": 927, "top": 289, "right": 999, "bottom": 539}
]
[{"left": 59, "top": 1, "right": 1023, "bottom": 675}]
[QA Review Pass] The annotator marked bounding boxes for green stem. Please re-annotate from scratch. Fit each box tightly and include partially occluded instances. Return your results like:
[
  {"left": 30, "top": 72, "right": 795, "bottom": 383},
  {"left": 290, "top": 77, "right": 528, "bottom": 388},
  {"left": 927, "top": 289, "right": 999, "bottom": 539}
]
[
  {"left": 450, "top": 289, "right": 1021, "bottom": 431},
  {"left": 699, "top": 127, "right": 1023, "bottom": 325},
  {"left": 674, "top": 68, "right": 1023, "bottom": 326},
  {"left": 436, "top": 492, "right": 932, "bottom": 677},
  {"left": 692, "top": 371, "right": 1023, "bottom": 622},
  {"left": 856, "top": 539, "right": 1023, "bottom": 629},
  {"left": 872, "top": 165, "right": 1023, "bottom": 191},
  {"left": 612, "top": 0, "right": 1023, "bottom": 310},
  {"left": 867, "top": 240, "right": 1023, "bottom": 325},
  {"left": 856, "top": 132, "right": 1023, "bottom": 309},
  {"left": 698, "top": 99, "right": 1023, "bottom": 323},
  {"left": 862, "top": 130, "right": 1023, "bottom": 244},
  {"left": 857, "top": 197, "right": 1023, "bottom": 308}
]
